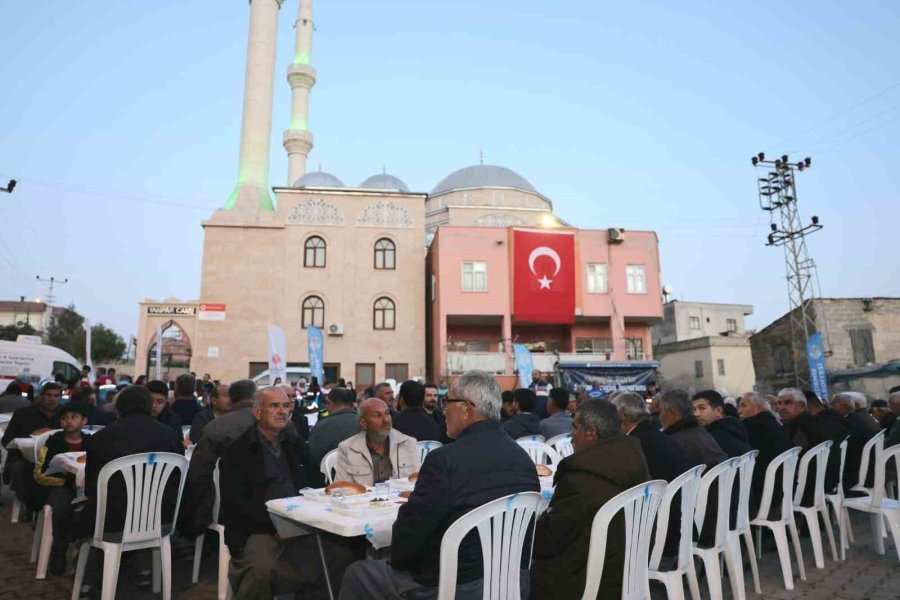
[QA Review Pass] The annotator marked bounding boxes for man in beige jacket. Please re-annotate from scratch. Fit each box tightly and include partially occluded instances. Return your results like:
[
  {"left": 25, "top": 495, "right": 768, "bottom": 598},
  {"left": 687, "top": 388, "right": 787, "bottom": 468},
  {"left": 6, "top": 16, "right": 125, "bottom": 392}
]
[{"left": 335, "top": 398, "right": 420, "bottom": 486}]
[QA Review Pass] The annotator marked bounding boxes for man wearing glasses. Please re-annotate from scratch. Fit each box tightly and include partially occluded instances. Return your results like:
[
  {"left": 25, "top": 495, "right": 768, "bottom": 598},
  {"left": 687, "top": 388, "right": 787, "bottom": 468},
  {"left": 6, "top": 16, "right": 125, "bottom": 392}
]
[{"left": 339, "top": 370, "right": 540, "bottom": 599}]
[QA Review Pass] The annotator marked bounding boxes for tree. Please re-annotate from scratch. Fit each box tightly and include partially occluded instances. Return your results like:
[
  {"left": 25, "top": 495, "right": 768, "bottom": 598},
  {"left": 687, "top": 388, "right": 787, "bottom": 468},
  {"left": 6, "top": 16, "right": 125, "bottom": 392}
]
[
  {"left": 0, "top": 321, "right": 37, "bottom": 341},
  {"left": 44, "top": 304, "right": 127, "bottom": 362}
]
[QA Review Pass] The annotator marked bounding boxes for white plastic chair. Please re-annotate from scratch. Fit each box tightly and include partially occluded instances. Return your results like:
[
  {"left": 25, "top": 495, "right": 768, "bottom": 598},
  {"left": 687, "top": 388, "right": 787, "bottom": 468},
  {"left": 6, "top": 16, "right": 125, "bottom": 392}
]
[
  {"left": 750, "top": 447, "right": 805, "bottom": 590},
  {"left": 728, "top": 450, "right": 761, "bottom": 596},
  {"left": 793, "top": 440, "right": 838, "bottom": 566},
  {"left": 649, "top": 465, "right": 705, "bottom": 600},
  {"left": 545, "top": 434, "right": 573, "bottom": 459},
  {"left": 417, "top": 440, "right": 443, "bottom": 463},
  {"left": 851, "top": 429, "right": 885, "bottom": 495},
  {"left": 581, "top": 480, "right": 667, "bottom": 600},
  {"left": 320, "top": 448, "right": 339, "bottom": 485},
  {"left": 692, "top": 457, "right": 745, "bottom": 600},
  {"left": 516, "top": 440, "right": 562, "bottom": 466},
  {"left": 191, "top": 459, "right": 231, "bottom": 600},
  {"left": 825, "top": 439, "right": 852, "bottom": 558},
  {"left": 70, "top": 452, "right": 189, "bottom": 600},
  {"left": 516, "top": 434, "right": 545, "bottom": 443},
  {"left": 28, "top": 429, "right": 60, "bottom": 578},
  {"left": 436, "top": 491, "right": 542, "bottom": 600},
  {"left": 844, "top": 445, "right": 900, "bottom": 562}
]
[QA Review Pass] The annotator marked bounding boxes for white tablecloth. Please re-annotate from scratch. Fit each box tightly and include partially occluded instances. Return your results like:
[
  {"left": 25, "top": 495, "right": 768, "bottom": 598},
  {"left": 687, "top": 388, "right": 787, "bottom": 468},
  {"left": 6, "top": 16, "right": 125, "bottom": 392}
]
[
  {"left": 267, "top": 473, "right": 556, "bottom": 550},
  {"left": 46, "top": 451, "right": 87, "bottom": 500}
]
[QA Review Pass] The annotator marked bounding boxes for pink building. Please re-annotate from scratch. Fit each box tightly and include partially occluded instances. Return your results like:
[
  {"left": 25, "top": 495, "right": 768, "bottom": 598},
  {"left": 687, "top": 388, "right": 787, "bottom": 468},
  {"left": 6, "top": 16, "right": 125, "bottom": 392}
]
[{"left": 426, "top": 224, "right": 664, "bottom": 381}]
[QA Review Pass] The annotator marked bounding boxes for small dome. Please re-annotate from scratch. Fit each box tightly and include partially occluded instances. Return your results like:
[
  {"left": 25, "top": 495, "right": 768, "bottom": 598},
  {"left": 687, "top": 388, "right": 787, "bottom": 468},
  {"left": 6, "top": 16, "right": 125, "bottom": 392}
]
[
  {"left": 359, "top": 173, "right": 409, "bottom": 192},
  {"left": 432, "top": 164, "right": 537, "bottom": 195},
  {"left": 293, "top": 170, "right": 344, "bottom": 188}
]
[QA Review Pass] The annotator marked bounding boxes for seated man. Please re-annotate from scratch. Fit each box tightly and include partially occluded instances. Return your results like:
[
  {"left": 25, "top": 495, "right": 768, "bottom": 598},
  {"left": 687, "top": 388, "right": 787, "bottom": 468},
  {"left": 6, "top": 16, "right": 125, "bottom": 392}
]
[
  {"left": 807, "top": 391, "right": 850, "bottom": 493},
  {"left": 334, "top": 398, "right": 419, "bottom": 486},
  {"left": 540, "top": 387, "right": 573, "bottom": 440},
  {"left": 532, "top": 398, "right": 651, "bottom": 599},
  {"left": 189, "top": 382, "right": 231, "bottom": 443},
  {"left": 693, "top": 390, "right": 751, "bottom": 458},
  {"left": 33, "top": 402, "right": 93, "bottom": 575},
  {"left": 169, "top": 373, "right": 201, "bottom": 426},
  {"left": 308, "top": 387, "right": 362, "bottom": 469},
  {"left": 738, "top": 392, "right": 792, "bottom": 511},
  {"left": 831, "top": 391, "right": 880, "bottom": 493},
  {"left": 339, "top": 370, "right": 540, "bottom": 599},
  {"left": 70, "top": 385, "right": 116, "bottom": 426},
  {"left": 660, "top": 389, "right": 727, "bottom": 470},
  {"left": 501, "top": 388, "right": 542, "bottom": 439},
  {"left": 392, "top": 380, "right": 441, "bottom": 442},
  {"left": 1, "top": 382, "right": 62, "bottom": 514},
  {"left": 220, "top": 387, "right": 355, "bottom": 599},
  {"left": 147, "top": 380, "right": 182, "bottom": 434},
  {"left": 774, "top": 387, "right": 822, "bottom": 506}
]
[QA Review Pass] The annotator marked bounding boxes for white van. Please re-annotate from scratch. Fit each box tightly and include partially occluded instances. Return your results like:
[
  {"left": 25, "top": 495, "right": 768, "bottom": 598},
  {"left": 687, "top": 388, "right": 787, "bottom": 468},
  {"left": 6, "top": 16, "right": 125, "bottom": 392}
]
[{"left": 0, "top": 336, "right": 83, "bottom": 386}]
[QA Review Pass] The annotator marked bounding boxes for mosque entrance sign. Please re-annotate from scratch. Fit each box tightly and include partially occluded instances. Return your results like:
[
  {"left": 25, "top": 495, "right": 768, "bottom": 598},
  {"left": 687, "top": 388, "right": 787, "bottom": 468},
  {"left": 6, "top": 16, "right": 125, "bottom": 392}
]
[{"left": 147, "top": 305, "right": 196, "bottom": 316}]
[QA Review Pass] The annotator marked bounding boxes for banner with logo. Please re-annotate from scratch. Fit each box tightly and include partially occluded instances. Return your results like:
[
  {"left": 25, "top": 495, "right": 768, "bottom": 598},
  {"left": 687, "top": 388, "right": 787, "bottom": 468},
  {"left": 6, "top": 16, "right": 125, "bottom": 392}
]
[
  {"left": 513, "top": 343, "right": 534, "bottom": 389},
  {"left": 307, "top": 325, "right": 325, "bottom": 385},
  {"left": 513, "top": 229, "right": 576, "bottom": 324},
  {"left": 84, "top": 319, "right": 95, "bottom": 385},
  {"left": 558, "top": 362, "right": 659, "bottom": 395},
  {"left": 155, "top": 324, "right": 162, "bottom": 380},
  {"left": 267, "top": 324, "right": 288, "bottom": 385},
  {"left": 806, "top": 332, "right": 829, "bottom": 402}
]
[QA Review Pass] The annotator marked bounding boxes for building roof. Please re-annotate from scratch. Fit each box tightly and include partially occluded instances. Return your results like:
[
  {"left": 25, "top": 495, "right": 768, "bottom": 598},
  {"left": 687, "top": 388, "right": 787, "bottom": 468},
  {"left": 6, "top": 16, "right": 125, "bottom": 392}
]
[
  {"left": 293, "top": 170, "right": 345, "bottom": 188},
  {"left": 0, "top": 300, "right": 48, "bottom": 312},
  {"left": 665, "top": 300, "right": 753, "bottom": 314},
  {"left": 359, "top": 173, "right": 409, "bottom": 192},
  {"left": 431, "top": 164, "right": 537, "bottom": 196}
]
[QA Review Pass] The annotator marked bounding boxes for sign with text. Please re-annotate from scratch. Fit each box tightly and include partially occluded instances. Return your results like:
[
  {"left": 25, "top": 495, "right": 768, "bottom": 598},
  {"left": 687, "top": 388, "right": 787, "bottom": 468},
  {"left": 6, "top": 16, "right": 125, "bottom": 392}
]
[
  {"left": 806, "top": 332, "right": 829, "bottom": 402},
  {"left": 147, "top": 305, "right": 196, "bottom": 316},
  {"left": 198, "top": 303, "right": 226, "bottom": 321}
]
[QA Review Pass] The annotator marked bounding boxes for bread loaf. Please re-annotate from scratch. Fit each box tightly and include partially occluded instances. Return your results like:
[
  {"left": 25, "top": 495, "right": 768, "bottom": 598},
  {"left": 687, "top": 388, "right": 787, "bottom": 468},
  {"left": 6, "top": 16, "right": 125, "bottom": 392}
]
[
  {"left": 408, "top": 472, "right": 419, "bottom": 482},
  {"left": 535, "top": 464, "right": 553, "bottom": 477},
  {"left": 325, "top": 481, "right": 366, "bottom": 496}
]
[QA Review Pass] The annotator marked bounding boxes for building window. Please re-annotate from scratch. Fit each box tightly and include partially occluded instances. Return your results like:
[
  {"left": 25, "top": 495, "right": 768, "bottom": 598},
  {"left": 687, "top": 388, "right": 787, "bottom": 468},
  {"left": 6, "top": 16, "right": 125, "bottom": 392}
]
[
  {"left": 689, "top": 316, "right": 701, "bottom": 330},
  {"left": 385, "top": 363, "right": 408, "bottom": 382},
  {"left": 373, "top": 297, "right": 396, "bottom": 330},
  {"left": 849, "top": 329, "right": 875, "bottom": 366},
  {"left": 695, "top": 360, "right": 704, "bottom": 378},
  {"left": 726, "top": 318, "right": 738, "bottom": 333},
  {"left": 575, "top": 337, "right": 613, "bottom": 354},
  {"left": 626, "top": 265, "right": 646, "bottom": 294},
  {"left": 773, "top": 343, "right": 792, "bottom": 374},
  {"left": 374, "top": 238, "right": 396, "bottom": 270},
  {"left": 355, "top": 363, "right": 375, "bottom": 389},
  {"left": 717, "top": 359, "right": 726, "bottom": 376},
  {"left": 461, "top": 261, "right": 487, "bottom": 292},
  {"left": 625, "top": 337, "right": 644, "bottom": 360},
  {"left": 304, "top": 236, "right": 326, "bottom": 268},
  {"left": 301, "top": 296, "right": 325, "bottom": 328},
  {"left": 586, "top": 264, "right": 608, "bottom": 293}
]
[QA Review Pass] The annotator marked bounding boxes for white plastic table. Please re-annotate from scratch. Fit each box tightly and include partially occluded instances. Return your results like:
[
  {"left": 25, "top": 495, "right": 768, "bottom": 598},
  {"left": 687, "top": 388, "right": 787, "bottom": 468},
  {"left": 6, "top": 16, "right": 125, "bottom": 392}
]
[{"left": 46, "top": 451, "right": 88, "bottom": 500}]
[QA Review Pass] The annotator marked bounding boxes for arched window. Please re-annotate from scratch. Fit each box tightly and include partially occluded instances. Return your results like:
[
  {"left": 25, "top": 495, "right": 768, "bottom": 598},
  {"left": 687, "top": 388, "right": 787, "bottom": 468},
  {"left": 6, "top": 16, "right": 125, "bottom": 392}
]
[
  {"left": 373, "top": 297, "right": 396, "bottom": 330},
  {"left": 304, "top": 236, "right": 326, "bottom": 268},
  {"left": 374, "top": 238, "right": 396, "bottom": 270},
  {"left": 302, "top": 296, "right": 325, "bottom": 328}
]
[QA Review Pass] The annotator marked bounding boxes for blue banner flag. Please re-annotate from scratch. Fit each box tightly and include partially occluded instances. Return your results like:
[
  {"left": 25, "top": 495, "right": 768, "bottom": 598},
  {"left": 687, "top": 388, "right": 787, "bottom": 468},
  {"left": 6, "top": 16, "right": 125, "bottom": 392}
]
[
  {"left": 513, "top": 343, "right": 533, "bottom": 389},
  {"left": 806, "top": 332, "right": 829, "bottom": 402},
  {"left": 307, "top": 326, "right": 325, "bottom": 385}
]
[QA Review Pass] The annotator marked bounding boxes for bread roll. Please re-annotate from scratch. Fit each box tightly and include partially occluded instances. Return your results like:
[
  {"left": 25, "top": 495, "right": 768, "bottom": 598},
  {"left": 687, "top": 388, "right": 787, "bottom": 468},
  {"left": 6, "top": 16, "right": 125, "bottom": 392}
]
[
  {"left": 325, "top": 481, "right": 366, "bottom": 496},
  {"left": 31, "top": 428, "right": 52, "bottom": 435},
  {"left": 408, "top": 472, "right": 419, "bottom": 482},
  {"left": 77, "top": 455, "right": 87, "bottom": 464},
  {"left": 536, "top": 464, "right": 553, "bottom": 477},
  {"left": 399, "top": 491, "right": 412, "bottom": 499}
]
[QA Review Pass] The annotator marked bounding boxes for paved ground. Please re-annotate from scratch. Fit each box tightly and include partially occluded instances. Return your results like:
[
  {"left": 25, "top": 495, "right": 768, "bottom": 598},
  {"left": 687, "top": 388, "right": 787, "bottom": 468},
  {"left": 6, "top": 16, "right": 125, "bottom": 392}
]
[{"left": 0, "top": 485, "right": 898, "bottom": 599}]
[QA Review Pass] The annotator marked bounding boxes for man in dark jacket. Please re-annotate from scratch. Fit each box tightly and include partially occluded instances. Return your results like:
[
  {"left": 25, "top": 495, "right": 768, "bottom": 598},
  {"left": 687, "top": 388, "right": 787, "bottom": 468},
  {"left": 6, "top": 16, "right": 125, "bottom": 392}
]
[
  {"left": 808, "top": 392, "right": 850, "bottom": 493},
  {"left": 531, "top": 398, "right": 651, "bottom": 599},
  {"left": 831, "top": 392, "right": 880, "bottom": 493},
  {"left": 169, "top": 373, "right": 200, "bottom": 426},
  {"left": 339, "top": 370, "right": 540, "bottom": 599},
  {"left": 70, "top": 386, "right": 116, "bottom": 426},
  {"left": 693, "top": 390, "right": 751, "bottom": 458},
  {"left": 0, "top": 381, "right": 29, "bottom": 413},
  {"left": 220, "top": 387, "right": 354, "bottom": 599},
  {"left": 392, "top": 380, "right": 441, "bottom": 442},
  {"left": 147, "top": 379, "right": 183, "bottom": 434},
  {"left": 501, "top": 388, "right": 542, "bottom": 439},
  {"left": 308, "top": 386, "right": 361, "bottom": 468},
  {"left": 739, "top": 392, "right": 793, "bottom": 513},
  {"left": 1, "top": 382, "right": 62, "bottom": 512},
  {"left": 660, "top": 389, "right": 727, "bottom": 470},
  {"left": 774, "top": 388, "right": 824, "bottom": 506},
  {"left": 188, "top": 382, "right": 231, "bottom": 443}
]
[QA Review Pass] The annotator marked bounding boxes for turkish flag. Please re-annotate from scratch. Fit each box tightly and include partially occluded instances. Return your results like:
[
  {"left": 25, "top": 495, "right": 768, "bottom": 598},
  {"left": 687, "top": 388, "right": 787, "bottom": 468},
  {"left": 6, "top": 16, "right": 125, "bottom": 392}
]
[{"left": 513, "top": 229, "right": 576, "bottom": 324}]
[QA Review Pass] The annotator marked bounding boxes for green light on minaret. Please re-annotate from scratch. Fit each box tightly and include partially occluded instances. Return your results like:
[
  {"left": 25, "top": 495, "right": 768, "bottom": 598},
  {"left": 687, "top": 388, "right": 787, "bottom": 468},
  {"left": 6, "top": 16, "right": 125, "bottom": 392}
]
[
  {"left": 294, "top": 52, "right": 311, "bottom": 65},
  {"left": 290, "top": 116, "right": 308, "bottom": 130},
  {"left": 224, "top": 184, "right": 275, "bottom": 212}
]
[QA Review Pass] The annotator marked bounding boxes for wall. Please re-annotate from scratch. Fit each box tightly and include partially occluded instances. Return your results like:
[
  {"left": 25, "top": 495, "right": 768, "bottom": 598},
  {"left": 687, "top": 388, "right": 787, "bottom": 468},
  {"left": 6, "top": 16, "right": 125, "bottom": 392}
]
[
  {"left": 653, "top": 301, "right": 753, "bottom": 345},
  {"left": 657, "top": 337, "right": 755, "bottom": 396}
]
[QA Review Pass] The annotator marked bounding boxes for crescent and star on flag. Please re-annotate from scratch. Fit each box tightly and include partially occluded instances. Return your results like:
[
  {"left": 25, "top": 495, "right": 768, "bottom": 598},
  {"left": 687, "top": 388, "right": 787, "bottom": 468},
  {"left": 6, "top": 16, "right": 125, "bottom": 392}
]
[{"left": 528, "top": 246, "right": 562, "bottom": 290}]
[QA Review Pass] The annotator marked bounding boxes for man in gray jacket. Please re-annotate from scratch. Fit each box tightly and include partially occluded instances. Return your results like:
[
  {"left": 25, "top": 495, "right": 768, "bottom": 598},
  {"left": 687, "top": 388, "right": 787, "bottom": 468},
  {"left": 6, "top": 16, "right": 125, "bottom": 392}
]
[{"left": 308, "top": 387, "right": 361, "bottom": 470}]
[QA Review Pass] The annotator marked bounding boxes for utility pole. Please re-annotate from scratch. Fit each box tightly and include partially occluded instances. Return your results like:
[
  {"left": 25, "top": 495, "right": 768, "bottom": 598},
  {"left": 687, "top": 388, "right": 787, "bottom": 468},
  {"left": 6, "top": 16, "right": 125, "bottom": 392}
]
[
  {"left": 0, "top": 179, "right": 15, "bottom": 193},
  {"left": 751, "top": 152, "right": 823, "bottom": 388},
  {"left": 36, "top": 275, "right": 68, "bottom": 308}
]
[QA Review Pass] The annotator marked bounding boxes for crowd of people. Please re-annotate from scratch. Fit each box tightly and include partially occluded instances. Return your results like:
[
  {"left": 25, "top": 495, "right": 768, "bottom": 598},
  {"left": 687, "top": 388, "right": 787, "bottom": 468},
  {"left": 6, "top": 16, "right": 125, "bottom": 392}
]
[{"left": 1, "top": 367, "right": 899, "bottom": 599}]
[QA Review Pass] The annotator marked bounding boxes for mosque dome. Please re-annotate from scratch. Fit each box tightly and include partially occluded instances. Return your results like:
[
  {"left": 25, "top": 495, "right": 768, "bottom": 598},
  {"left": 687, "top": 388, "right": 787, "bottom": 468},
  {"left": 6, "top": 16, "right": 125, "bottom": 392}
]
[
  {"left": 359, "top": 173, "right": 410, "bottom": 192},
  {"left": 431, "top": 164, "right": 537, "bottom": 196},
  {"left": 293, "top": 170, "right": 345, "bottom": 188}
]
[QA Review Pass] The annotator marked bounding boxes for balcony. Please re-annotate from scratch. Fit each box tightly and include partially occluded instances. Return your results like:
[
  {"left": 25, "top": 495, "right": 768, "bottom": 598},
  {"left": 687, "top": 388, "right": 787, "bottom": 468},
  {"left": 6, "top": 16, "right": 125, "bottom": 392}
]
[{"left": 446, "top": 351, "right": 625, "bottom": 375}]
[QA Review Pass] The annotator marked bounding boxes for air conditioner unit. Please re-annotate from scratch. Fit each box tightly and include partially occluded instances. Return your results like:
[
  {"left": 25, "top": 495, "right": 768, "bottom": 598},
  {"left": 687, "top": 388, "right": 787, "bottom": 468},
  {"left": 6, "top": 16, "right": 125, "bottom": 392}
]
[
  {"left": 607, "top": 227, "right": 625, "bottom": 243},
  {"left": 327, "top": 323, "right": 344, "bottom": 336}
]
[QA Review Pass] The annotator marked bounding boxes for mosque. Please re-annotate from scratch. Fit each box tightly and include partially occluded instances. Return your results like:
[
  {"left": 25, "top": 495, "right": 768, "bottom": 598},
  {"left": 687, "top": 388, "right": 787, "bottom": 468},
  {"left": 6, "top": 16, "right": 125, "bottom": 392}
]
[{"left": 134, "top": 0, "right": 663, "bottom": 388}]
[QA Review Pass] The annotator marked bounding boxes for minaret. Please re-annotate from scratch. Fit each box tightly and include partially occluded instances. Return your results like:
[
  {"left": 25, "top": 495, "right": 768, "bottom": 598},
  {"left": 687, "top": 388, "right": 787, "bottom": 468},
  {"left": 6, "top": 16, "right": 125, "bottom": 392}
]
[
  {"left": 225, "top": 0, "right": 284, "bottom": 212},
  {"left": 283, "top": 0, "right": 316, "bottom": 185}
]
